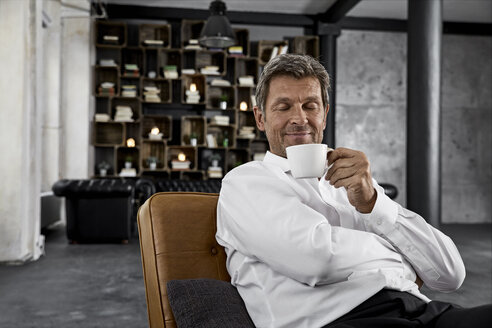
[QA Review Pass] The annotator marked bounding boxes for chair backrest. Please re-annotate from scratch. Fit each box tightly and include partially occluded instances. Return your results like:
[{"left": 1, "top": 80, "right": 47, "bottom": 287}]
[{"left": 138, "top": 192, "right": 230, "bottom": 328}]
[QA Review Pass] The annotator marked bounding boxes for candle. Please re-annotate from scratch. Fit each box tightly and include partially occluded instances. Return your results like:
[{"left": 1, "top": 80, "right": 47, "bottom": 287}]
[
  {"left": 239, "top": 101, "right": 248, "bottom": 111},
  {"left": 126, "top": 138, "right": 135, "bottom": 147},
  {"left": 178, "top": 152, "right": 186, "bottom": 162},
  {"left": 190, "top": 83, "right": 197, "bottom": 92}
]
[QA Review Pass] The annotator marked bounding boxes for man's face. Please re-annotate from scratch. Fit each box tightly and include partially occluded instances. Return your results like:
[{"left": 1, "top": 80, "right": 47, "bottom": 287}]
[{"left": 254, "top": 75, "right": 329, "bottom": 158}]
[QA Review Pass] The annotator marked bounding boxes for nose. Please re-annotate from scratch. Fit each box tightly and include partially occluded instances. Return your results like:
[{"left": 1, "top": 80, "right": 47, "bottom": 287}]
[{"left": 289, "top": 104, "right": 308, "bottom": 125}]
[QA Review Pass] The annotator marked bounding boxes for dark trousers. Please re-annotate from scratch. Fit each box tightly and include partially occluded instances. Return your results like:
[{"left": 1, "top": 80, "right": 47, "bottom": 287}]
[{"left": 324, "top": 289, "right": 492, "bottom": 328}]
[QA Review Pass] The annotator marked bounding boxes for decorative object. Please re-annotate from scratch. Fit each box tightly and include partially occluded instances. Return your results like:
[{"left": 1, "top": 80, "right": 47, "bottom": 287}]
[
  {"left": 208, "top": 153, "right": 223, "bottom": 178},
  {"left": 172, "top": 152, "right": 191, "bottom": 170},
  {"left": 186, "top": 83, "right": 200, "bottom": 104},
  {"left": 146, "top": 156, "right": 158, "bottom": 170},
  {"left": 124, "top": 155, "right": 133, "bottom": 169},
  {"left": 239, "top": 101, "right": 248, "bottom": 111},
  {"left": 97, "top": 161, "right": 111, "bottom": 176},
  {"left": 126, "top": 138, "right": 136, "bottom": 147},
  {"left": 190, "top": 131, "right": 198, "bottom": 146},
  {"left": 148, "top": 71, "right": 157, "bottom": 78},
  {"left": 199, "top": 0, "right": 235, "bottom": 49},
  {"left": 219, "top": 94, "right": 228, "bottom": 110},
  {"left": 149, "top": 126, "right": 163, "bottom": 140}
]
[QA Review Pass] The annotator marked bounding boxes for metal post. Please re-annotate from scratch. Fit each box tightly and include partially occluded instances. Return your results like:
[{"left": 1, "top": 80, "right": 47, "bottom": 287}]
[
  {"left": 407, "top": 0, "right": 442, "bottom": 227},
  {"left": 318, "top": 24, "right": 340, "bottom": 148}
]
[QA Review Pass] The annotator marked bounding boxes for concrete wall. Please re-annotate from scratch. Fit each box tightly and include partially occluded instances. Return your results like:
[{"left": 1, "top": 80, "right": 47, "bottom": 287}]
[
  {"left": 337, "top": 30, "right": 491, "bottom": 223},
  {"left": 0, "top": 0, "right": 44, "bottom": 262}
]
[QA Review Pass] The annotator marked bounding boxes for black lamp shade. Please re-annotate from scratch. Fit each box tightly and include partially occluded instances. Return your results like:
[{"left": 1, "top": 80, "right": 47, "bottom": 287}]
[{"left": 199, "top": 0, "right": 236, "bottom": 48}]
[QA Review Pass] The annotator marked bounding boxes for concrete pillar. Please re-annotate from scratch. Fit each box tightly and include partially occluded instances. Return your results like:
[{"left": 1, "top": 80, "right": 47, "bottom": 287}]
[
  {"left": 60, "top": 0, "right": 91, "bottom": 179},
  {"left": 407, "top": 0, "right": 442, "bottom": 227},
  {"left": 0, "top": 0, "right": 44, "bottom": 262}
]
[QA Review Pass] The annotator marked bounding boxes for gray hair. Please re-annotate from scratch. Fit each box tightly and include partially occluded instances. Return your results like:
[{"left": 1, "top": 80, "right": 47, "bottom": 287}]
[{"left": 255, "top": 54, "right": 331, "bottom": 113}]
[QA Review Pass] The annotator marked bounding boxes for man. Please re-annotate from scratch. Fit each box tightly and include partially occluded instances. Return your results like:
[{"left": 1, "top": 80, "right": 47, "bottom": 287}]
[{"left": 216, "top": 54, "right": 490, "bottom": 327}]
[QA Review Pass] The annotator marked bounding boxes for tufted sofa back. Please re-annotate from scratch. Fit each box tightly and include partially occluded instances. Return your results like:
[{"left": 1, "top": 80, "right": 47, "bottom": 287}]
[{"left": 138, "top": 192, "right": 230, "bottom": 328}]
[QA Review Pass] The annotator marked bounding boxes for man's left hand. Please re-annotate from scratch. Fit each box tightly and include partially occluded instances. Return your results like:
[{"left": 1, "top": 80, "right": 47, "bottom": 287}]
[{"left": 326, "top": 147, "right": 377, "bottom": 213}]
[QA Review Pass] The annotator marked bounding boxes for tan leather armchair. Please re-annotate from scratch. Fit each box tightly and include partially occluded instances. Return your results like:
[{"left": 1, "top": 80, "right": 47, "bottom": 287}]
[{"left": 137, "top": 192, "right": 230, "bottom": 328}]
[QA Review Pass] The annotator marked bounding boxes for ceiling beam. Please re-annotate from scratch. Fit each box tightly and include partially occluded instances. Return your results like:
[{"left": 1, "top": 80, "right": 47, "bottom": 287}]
[
  {"left": 105, "top": 4, "right": 315, "bottom": 27},
  {"left": 318, "top": 0, "right": 361, "bottom": 23}
]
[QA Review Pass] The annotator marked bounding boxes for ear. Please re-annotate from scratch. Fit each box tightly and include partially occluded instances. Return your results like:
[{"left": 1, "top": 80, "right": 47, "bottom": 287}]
[
  {"left": 322, "top": 104, "right": 330, "bottom": 130},
  {"left": 253, "top": 106, "right": 265, "bottom": 131}
]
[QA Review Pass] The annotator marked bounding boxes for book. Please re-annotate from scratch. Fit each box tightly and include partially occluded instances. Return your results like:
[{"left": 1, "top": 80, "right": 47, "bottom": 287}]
[
  {"left": 171, "top": 160, "right": 191, "bottom": 170},
  {"left": 206, "top": 134, "right": 218, "bottom": 148},
  {"left": 143, "top": 39, "right": 164, "bottom": 46},
  {"left": 95, "top": 113, "right": 110, "bottom": 122},
  {"left": 210, "top": 115, "right": 230, "bottom": 125},
  {"left": 119, "top": 168, "right": 137, "bottom": 177},
  {"left": 181, "top": 68, "right": 196, "bottom": 75},
  {"left": 210, "top": 79, "right": 231, "bottom": 86},
  {"left": 99, "top": 59, "right": 117, "bottom": 67},
  {"left": 238, "top": 75, "right": 255, "bottom": 86}
]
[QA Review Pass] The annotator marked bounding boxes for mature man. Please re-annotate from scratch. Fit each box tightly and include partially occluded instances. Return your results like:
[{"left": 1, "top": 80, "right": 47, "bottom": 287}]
[{"left": 216, "top": 54, "right": 491, "bottom": 327}]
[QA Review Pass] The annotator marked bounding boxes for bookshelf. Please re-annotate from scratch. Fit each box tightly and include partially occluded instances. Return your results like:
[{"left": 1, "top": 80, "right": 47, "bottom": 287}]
[{"left": 92, "top": 20, "right": 319, "bottom": 179}]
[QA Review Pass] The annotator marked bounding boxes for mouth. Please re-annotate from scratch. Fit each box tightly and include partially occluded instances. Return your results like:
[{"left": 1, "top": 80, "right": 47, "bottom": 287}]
[{"left": 284, "top": 131, "right": 312, "bottom": 143}]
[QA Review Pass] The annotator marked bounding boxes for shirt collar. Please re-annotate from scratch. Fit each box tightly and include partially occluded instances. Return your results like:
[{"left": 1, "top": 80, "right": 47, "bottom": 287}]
[{"left": 263, "top": 151, "right": 291, "bottom": 172}]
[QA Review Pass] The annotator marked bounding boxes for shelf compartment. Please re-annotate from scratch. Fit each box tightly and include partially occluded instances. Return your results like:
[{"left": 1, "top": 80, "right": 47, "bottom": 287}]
[
  {"left": 116, "top": 146, "right": 140, "bottom": 175},
  {"left": 95, "top": 97, "right": 110, "bottom": 114},
  {"left": 196, "top": 51, "right": 226, "bottom": 75},
  {"left": 119, "top": 77, "right": 141, "bottom": 98},
  {"left": 93, "top": 122, "right": 125, "bottom": 146},
  {"left": 257, "top": 40, "right": 289, "bottom": 65},
  {"left": 181, "top": 74, "right": 206, "bottom": 104},
  {"left": 158, "top": 49, "right": 181, "bottom": 79},
  {"left": 235, "top": 57, "right": 258, "bottom": 86},
  {"left": 167, "top": 146, "right": 197, "bottom": 170},
  {"left": 96, "top": 46, "right": 121, "bottom": 67},
  {"left": 141, "top": 140, "right": 167, "bottom": 170},
  {"left": 181, "top": 116, "right": 207, "bottom": 146},
  {"left": 95, "top": 21, "right": 127, "bottom": 47},
  {"left": 111, "top": 97, "right": 141, "bottom": 122},
  {"left": 206, "top": 86, "right": 235, "bottom": 110},
  {"left": 236, "top": 87, "right": 254, "bottom": 111},
  {"left": 206, "top": 124, "right": 236, "bottom": 148},
  {"left": 181, "top": 20, "right": 205, "bottom": 47},
  {"left": 293, "top": 35, "right": 320, "bottom": 58},
  {"left": 226, "top": 148, "right": 250, "bottom": 172},
  {"left": 231, "top": 29, "right": 250, "bottom": 57},
  {"left": 142, "top": 78, "right": 171, "bottom": 103},
  {"left": 94, "top": 146, "right": 116, "bottom": 176},
  {"left": 94, "top": 66, "right": 119, "bottom": 97},
  {"left": 139, "top": 24, "right": 171, "bottom": 48},
  {"left": 121, "top": 47, "right": 144, "bottom": 77},
  {"left": 144, "top": 48, "right": 159, "bottom": 78},
  {"left": 142, "top": 115, "right": 172, "bottom": 141}
]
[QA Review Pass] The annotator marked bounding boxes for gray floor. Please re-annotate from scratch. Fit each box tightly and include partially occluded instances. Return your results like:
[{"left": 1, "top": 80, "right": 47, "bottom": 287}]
[{"left": 0, "top": 223, "right": 491, "bottom": 328}]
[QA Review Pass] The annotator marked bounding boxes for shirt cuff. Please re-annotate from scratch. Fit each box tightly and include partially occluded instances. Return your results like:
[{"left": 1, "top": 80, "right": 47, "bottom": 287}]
[{"left": 358, "top": 183, "right": 398, "bottom": 236}]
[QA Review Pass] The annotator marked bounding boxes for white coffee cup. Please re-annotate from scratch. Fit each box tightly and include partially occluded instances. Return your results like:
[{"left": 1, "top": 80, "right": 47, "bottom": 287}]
[{"left": 286, "top": 144, "right": 330, "bottom": 178}]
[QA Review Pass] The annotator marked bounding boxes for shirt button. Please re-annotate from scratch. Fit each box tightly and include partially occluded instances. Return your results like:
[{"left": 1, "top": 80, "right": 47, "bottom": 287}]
[
  {"left": 211, "top": 247, "right": 218, "bottom": 255},
  {"left": 376, "top": 218, "right": 383, "bottom": 225}
]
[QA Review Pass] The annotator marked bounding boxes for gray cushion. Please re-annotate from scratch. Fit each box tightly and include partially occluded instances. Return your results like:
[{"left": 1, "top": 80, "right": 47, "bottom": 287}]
[{"left": 167, "top": 279, "right": 255, "bottom": 328}]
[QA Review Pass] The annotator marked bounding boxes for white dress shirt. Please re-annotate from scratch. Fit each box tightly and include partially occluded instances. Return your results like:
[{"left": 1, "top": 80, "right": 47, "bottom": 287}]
[{"left": 216, "top": 151, "right": 466, "bottom": 328}]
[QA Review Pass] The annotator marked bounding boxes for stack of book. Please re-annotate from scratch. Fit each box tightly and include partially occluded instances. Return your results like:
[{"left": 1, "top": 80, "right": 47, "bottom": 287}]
[
  {"left": 103, "top": 35, "right": 119, "bottom": 44},
  {"left": 228, "top": 46, "right": 244, "bottom": 57},
  {"left": 124, "top": 64, "right": 140, "bottom": 77},
  {"left": 163, "top": 65, "right": 178, "bottom": 79},
  {"left": 238, "top": 126, "right": 256, "bottom": 139},
  {"left": 143, "top": 39, "right": 164, "bottom": 46},
  {"left": 171, "top": 159, "right": 191, "bottom": 170},
  {"left": 208, "top": 166, "right": 223, "bottom": 178},
  {"left": 98, "top": 82, "right": 115, "bottom": 96},
  {"left": 144, "top": 86, "right": 161, "bottom": 102},
  {"left": 121, "top": 85, "right": 137, "bottom": 97},
  {"left": 210, "top": 79, "right": 231, "bottom": 86},
  {"left": 114, "top": 106, "right": 133, "bottom": 122},
  {"left": 200, "top": 65, "right": 220, "bottom": 75},
  {"left": 95, "top": 113, "right": 110, "bottom": 122},
  {"left": 119, "top": 168, "right": 137, "bottom": 177},
  {"left": 181, "top": 68, "right": 196, "bottom": 75},
  {"left": 99, "top": 59, "right": 117, "bottom": 67},
  {"left": 238, "top": 75, "right": 255, "bottom": 86},
  {"left": 184, "top": 39, "right": 202, "bottom": 50},
  {"left": 210, "top": 115, "right": 229, "bottom": 126},
  {"left": 186, "top": 88, "right": 200, "bottom": 104}
]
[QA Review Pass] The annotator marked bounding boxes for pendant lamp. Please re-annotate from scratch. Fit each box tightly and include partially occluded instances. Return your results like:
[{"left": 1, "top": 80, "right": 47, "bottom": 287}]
[{"left": 199, "top": 0, "right": 236, "bottom": 48}]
